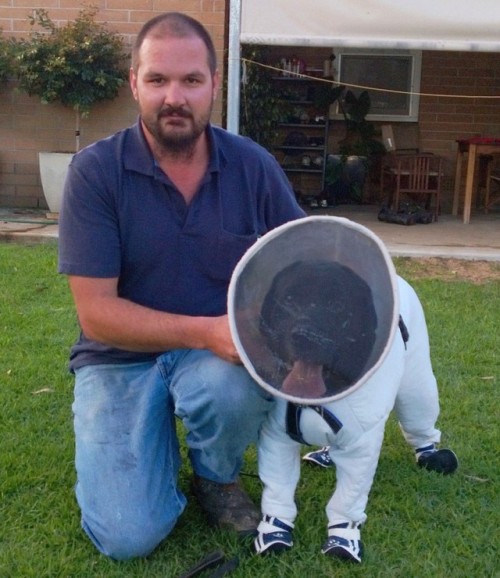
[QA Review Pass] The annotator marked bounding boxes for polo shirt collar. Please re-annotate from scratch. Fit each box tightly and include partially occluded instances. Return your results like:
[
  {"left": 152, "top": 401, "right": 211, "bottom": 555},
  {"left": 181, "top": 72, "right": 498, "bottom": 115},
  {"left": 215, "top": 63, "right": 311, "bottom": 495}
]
[{"left": 123, "top": 119, "right": 222, "bottom": 177}]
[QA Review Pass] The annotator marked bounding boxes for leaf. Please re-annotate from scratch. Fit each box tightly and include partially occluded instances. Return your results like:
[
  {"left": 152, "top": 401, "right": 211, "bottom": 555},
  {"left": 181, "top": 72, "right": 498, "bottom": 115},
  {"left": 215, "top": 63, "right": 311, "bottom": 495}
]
[{"left": 32, "top": 387, "right": 54, "bottom": 395}]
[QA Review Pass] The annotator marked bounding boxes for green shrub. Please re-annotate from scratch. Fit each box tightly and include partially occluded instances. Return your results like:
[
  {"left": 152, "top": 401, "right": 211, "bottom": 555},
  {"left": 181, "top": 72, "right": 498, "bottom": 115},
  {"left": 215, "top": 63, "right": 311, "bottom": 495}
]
[
  {"left": 15, "top": 5, "right": 128, "bottom": 150},
  {"left": 15, "top": 5, "right": 127, "bottom": 112},
  {"left": 0, "top": 29, "right": 18, "bottom": 83}
]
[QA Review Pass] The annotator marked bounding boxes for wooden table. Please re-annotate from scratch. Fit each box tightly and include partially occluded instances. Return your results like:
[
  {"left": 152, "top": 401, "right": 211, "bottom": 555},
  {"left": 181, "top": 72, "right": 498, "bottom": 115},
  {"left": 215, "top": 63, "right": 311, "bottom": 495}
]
[{"left": 453, "top": 137, "right": 500, "bottom": 224}]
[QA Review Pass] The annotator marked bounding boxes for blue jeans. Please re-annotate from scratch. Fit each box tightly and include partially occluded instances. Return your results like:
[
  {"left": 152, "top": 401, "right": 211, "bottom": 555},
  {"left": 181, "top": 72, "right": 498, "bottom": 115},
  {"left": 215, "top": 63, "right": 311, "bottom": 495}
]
[{"left": 73, "top": 349, "right": 273, "bottom": 560}]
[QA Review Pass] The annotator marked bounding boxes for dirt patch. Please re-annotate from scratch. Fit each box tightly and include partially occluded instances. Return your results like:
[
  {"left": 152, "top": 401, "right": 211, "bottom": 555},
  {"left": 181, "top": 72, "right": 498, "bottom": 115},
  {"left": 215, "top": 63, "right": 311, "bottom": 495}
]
[{"left": 395, "top": 258, "right": 500, "bottom": 284}]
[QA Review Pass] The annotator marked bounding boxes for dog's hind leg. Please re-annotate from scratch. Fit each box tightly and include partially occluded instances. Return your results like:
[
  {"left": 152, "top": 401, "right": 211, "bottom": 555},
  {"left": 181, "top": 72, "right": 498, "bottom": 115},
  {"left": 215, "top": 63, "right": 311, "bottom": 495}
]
[{"left": 322, "top": 421, "right": 386, "bottom": 563}]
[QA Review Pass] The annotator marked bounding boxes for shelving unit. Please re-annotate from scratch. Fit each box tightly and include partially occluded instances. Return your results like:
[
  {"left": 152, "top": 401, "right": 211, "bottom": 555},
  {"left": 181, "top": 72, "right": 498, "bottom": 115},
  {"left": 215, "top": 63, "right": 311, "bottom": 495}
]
[{"left": 271, "top": 75, "right": 330, "bottom": 202}]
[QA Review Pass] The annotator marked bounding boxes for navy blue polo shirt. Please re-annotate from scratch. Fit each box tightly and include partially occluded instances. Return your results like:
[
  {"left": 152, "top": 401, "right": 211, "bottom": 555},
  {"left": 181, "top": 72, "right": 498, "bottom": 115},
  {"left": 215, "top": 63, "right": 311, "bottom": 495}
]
[{"left": 58, "top": 121, "right": 305, "bottom": 370}]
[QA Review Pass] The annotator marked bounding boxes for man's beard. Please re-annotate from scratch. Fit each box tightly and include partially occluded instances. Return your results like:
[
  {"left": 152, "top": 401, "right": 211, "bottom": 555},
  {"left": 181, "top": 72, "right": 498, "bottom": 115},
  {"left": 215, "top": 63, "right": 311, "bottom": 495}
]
[{"left": 145, "top": 105, "right": 211, "bottom": 157}]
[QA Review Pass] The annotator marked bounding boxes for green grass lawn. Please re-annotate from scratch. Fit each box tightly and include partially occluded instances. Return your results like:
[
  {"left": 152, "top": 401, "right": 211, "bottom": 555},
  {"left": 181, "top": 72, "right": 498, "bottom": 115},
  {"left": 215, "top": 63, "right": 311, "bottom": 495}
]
[{"left": 0, "top": 244, "right": 498, "bottom": 577}]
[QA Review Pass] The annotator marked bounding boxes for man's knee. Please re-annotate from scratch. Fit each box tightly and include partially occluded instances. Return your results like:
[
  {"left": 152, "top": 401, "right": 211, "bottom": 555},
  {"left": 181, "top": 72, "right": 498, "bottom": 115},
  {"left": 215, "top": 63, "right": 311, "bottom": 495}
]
[
  {"left": 188, "top": 353, "right": 272, "bottom": 418},
  {"left": 82, "top": 512, "right": 177, "bottom": 561},
  {"left": 97, "top": 530, "right": 164, "bottom": 561}
]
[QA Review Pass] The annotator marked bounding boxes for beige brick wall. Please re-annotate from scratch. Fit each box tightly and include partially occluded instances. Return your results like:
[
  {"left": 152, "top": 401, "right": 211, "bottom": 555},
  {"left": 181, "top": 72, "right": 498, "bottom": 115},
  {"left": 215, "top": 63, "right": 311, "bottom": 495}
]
[
  {"left": 419, "top": 52, "right": 500, "bottom": 156},
  {"left": 416, "top": 51, "right": 500, "bottom": 210},
  {"left": 1, "top": 2, "right": 499, "bottom": 210}
]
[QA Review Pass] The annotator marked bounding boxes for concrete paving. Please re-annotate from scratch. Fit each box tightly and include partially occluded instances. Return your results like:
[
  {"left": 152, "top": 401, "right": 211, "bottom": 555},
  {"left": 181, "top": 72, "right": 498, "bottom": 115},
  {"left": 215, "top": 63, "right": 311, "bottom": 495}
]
[
  {"left": 0, "top": 208, "right": 59, "bottom": 244},
  {"left": 1, "top": 205, "right": 499, "bottom": 261},
  {"left": 317, "top": 205, "right": 500, "bottom": 261}
]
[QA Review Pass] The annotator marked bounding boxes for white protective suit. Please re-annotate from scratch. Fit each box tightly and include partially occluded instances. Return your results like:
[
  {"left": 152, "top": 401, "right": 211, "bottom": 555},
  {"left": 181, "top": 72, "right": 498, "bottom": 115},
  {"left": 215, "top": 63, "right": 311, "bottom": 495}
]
[{"left": 258, "top": 275, "right": 441, "bottom": 526}]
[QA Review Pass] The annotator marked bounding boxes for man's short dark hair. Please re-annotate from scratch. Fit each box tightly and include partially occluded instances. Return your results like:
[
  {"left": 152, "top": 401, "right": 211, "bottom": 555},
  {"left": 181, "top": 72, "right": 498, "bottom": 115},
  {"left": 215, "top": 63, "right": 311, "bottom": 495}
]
[{"left": 131, "top": 12, "right": 217, "bottom": 75}]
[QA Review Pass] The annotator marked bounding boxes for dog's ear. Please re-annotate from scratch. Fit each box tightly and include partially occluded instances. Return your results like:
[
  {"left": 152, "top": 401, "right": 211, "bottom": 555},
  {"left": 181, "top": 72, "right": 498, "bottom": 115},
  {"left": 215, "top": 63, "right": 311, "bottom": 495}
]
[{"left": 260, "top": 261, "right": 305, "bottom": 320}]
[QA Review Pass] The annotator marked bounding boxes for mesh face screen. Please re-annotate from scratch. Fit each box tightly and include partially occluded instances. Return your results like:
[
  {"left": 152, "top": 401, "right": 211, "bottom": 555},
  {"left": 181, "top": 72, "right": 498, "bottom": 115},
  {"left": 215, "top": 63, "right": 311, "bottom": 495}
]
[{"left": 228, "top": 216, "right": 399, "bottom": 404}]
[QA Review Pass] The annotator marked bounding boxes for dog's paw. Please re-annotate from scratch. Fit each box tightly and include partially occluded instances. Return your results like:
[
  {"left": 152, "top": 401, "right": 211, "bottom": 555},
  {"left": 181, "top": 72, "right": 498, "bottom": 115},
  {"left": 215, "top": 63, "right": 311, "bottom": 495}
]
[
  {"left": 321, "top": 521, "right": 363, "bottom": 563},
  {"left": 254, "top": 515, "right": 294, "bottom": 555}
]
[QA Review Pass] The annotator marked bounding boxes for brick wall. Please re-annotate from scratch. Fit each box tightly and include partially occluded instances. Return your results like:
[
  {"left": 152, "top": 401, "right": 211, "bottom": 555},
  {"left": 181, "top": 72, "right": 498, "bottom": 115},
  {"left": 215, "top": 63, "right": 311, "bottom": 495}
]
[
  {"left": 419, "top": 51, "right": 500, "bottom": 150},
  {"left": 1, "top": 2, "right": 500, "bottom": 210},
  {"left": 0, "top": 0, "right": 226, "bottom": 208},
  {"left": 419, "top": 50, "right": 500, "bottom": 209}
]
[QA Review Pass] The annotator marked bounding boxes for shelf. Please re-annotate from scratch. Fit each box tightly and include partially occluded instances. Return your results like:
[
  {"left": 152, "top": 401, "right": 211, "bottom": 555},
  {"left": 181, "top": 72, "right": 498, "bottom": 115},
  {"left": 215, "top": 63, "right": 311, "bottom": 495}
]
[
  {"left": 283, "top": 100, "right": 314, "bottom": 105},
  {"left": 279, "top": 123, "right": 326, "bottom": 128},
  {"left": 282, "top": 167, "right": 323, "bottom": 174},
  {"left": 275, "top": 146, "right": 325, "bottom": 152},
  {"left": 271, "top": 73, "right": 330, "bottom": 198},
  {"left": 272, "top": 75, "right": 319, "bottom": 81}
]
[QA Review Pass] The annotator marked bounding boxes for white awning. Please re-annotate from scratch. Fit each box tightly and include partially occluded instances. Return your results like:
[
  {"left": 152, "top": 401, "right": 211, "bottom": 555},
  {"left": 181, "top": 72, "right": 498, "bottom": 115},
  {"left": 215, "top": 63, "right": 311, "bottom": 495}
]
[
  {"left": 226, "top": 0, "right": 500, "bottom": 132},
  {"left": 240, "top": 0, "right": 500, "bottom": 52}
]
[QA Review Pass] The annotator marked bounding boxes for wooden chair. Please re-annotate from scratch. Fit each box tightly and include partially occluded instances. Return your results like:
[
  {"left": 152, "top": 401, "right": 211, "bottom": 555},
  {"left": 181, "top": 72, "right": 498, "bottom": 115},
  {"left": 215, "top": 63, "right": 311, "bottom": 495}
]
[
  {"left": 381, "top": 153, "right": 443, "bottom": 221},
  {"left": 484, "top": 159, "right": 500, "bottom": 213}
]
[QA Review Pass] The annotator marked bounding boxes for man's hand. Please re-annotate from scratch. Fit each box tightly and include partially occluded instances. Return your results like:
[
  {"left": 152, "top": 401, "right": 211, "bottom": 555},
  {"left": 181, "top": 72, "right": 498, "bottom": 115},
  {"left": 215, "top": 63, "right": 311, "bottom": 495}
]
[{"left": 203, "top": 315, "right": 241, "bottom": 364}]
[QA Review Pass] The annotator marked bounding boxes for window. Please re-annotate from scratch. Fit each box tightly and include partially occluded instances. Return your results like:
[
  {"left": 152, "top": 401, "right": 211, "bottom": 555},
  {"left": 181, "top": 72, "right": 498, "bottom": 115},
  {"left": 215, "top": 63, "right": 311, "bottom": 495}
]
[{"left": 331, "top": 48, "right": 422, "bottom": 122}]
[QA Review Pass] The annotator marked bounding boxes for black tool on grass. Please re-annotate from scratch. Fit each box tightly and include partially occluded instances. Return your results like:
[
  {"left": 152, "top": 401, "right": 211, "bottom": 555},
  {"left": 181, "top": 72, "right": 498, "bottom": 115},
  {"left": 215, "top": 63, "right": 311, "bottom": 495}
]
[{"left": 178, "top": 550, "right": 239, "bottom": 578}]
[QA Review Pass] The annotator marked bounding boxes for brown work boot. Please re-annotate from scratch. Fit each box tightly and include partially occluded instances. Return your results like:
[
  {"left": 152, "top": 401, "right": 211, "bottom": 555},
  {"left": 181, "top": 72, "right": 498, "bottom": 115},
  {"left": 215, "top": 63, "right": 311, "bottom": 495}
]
[{"left": 191, "top": 475, "right": 260, "bottom": 537}]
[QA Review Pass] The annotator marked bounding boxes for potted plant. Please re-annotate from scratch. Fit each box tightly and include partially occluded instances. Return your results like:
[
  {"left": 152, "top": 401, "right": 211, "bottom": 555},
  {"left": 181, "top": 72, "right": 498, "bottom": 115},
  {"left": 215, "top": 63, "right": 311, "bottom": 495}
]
[
  {"left": 14, "top": 5, "right": 128, "bottom": 212},
  {"left": 239, "top": 45, "right": 289, "bottom": 152},
  {"left": 323, "top": 88, "right": 386, "bottom": 204}
]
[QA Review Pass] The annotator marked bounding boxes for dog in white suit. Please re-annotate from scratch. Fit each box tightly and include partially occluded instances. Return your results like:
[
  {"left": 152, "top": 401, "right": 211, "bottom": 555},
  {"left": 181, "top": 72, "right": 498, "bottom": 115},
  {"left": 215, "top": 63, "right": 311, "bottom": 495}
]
[
  {"left": 254, "top": 275, "right": 458, "bottom": 562},
  {"left": 228, "top": 216, "right": 458, "bottom": 564}
]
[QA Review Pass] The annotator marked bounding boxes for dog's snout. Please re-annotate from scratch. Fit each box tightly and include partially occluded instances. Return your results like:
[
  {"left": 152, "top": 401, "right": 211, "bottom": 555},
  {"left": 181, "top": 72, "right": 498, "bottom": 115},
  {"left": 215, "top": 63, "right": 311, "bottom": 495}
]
[{"left": 290, "top": 324, "right": 335, "bottom": 363}]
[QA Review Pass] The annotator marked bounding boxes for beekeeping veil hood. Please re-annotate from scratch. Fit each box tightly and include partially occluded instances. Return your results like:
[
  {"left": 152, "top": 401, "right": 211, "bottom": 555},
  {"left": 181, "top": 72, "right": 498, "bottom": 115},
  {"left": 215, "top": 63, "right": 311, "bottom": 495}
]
[{"left": 228, "top": 216, "right": 399, "bottom": 405}]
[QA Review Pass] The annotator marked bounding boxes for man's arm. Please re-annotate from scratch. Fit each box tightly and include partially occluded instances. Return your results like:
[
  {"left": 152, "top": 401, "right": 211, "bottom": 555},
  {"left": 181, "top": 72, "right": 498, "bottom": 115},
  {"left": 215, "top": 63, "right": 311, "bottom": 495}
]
[{"left": 68, "top": 276, "right": 240, "bottom": 364}]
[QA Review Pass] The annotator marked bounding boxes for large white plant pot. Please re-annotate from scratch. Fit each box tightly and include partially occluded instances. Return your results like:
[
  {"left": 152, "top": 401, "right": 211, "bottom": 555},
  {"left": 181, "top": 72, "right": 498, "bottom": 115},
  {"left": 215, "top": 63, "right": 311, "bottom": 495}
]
[{"left": 38, "top": 152, "right": 74, "bottom": 214}]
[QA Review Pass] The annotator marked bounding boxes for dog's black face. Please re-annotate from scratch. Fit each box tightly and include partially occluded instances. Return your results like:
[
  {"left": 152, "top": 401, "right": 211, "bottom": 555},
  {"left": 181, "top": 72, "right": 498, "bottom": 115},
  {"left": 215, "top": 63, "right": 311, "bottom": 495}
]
[{"left": 260, "top": 260, "right": 377, "bottom": 397}]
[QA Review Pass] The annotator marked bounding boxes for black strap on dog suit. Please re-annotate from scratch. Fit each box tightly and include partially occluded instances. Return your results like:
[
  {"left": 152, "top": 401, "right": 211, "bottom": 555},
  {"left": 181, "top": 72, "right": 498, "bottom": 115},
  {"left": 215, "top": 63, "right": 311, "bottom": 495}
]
[
  {"left": 399, "top": 315, "right": 410, "bottom": 349},
  {"left": 286, "top": 402, "right": 343, "bottom": 445}
]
